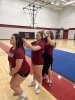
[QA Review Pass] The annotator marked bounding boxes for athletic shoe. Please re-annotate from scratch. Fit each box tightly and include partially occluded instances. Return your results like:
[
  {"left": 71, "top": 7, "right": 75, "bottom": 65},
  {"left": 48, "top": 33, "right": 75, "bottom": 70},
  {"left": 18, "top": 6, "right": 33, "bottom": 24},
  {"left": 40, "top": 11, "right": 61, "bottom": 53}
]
[
  {"left": 35, "top": 86, "right": 41, "bottom": 94},
  {"left": 13, "top": 92, "right": 19, "bottom": 96},
  {"left": 20, "top": 96, "right": 27, "bottom": 100},
  {"left": 46, "top": 80, "right": 52, "bottom": 86},
  {"left": 28, "top": 81, "right": 36, "bottom": 87}
]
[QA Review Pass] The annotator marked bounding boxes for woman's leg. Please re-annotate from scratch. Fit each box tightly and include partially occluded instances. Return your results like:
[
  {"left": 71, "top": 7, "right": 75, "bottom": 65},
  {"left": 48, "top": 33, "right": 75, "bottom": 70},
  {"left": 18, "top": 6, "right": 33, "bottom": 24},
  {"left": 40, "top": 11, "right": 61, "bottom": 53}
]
[
  {"left": 10, "top": 74, "right": 25, "bottom": 95},
  {"left": 34, "top": 65, "right": 43, "bottom": 93},
  {"left": 28, "top": 63, "right": 36, "bottom": 87},
  {"left": 47, "top": 57, "right": 53, "bottom": 85},
  {"left": 34, "top": 65, "right": 43, "bottom": 84},
  {"left": 42, "top": 53, "right": 50, "bottom": 80},
  {"left": 10, "top": 75, "right": 19, "bottom": 96},
  {"left": 31, "top": 63, "right": 36, "bottom": 82},
  {"left": 48, "top": 67, "right": 52, "bottom": 83}
]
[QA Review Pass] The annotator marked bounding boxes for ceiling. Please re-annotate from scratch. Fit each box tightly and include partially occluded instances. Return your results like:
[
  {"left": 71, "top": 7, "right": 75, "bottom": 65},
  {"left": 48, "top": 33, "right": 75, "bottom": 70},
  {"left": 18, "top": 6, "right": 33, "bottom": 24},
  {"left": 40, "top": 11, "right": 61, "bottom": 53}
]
[{"left": 19, "top": 0, "right": 75, "bottom": 10}]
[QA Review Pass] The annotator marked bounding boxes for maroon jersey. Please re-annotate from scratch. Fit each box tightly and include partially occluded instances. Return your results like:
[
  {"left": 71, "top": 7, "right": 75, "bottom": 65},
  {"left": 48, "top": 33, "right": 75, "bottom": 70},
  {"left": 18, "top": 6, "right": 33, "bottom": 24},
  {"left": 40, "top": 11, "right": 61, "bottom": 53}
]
[
  {"left": 44, "top": 43, "right": 54, "bottom": 57},
  {"left": 31, "top": 41, "right": 45, "bottom": 65},
  {"left": 8, "top": 47, "right": 30, "bottom": 75}
]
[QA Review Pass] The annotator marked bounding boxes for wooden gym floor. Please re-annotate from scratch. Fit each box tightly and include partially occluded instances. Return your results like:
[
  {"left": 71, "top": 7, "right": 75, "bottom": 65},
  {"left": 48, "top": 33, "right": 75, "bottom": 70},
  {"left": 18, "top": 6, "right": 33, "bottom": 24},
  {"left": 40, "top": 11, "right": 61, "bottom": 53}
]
[{"left": 0, "top": 39, "right": 75, "bottom": 100}]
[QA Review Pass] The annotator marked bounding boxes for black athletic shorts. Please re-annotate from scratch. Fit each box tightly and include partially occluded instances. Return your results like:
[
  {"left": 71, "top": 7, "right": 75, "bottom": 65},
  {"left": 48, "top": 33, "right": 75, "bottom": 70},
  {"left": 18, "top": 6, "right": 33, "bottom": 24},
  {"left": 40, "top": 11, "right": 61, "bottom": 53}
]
[
  {"left": 19, "top": 72, "right": 30, "bottom": 77},
  {"left": 42, "top": 52, "right": 53, "bottom": 76}
]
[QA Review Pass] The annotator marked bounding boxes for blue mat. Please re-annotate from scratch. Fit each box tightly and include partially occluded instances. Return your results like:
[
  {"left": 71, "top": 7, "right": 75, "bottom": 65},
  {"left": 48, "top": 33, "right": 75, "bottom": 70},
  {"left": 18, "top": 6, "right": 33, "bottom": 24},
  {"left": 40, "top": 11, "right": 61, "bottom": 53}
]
[
  {"left": 25, "top": 48, "right": 75, "bottom": 82},
  {"left": 25, "top": 48, "right": 31, "bottom": 57}
]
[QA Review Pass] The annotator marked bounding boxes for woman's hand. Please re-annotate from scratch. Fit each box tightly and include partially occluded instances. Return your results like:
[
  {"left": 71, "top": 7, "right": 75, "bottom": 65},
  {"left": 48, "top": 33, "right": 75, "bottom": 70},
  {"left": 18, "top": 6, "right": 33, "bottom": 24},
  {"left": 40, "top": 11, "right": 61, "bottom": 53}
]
[
  {"left": 22, "top": 38, "right": 27, "bottom": 43},
  {"left": 44, "top": 33, "right": 48, "bottom": 38},
  {"left": 9, "top": 71, "right": 14, "bottom": 76}
]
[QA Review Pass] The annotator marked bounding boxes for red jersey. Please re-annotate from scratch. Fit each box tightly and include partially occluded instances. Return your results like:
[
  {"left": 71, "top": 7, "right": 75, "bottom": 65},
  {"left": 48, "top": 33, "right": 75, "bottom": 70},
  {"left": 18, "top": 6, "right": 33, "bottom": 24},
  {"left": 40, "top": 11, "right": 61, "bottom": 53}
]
[
  {"left": 44, "top": 43, "right": 54, "bottom": 57},
  {"left": 8, "top": 47, "right": 30, "bottom": 75},
  {"left": 31, "top": 41, "right": 45, "bottom": 65}
]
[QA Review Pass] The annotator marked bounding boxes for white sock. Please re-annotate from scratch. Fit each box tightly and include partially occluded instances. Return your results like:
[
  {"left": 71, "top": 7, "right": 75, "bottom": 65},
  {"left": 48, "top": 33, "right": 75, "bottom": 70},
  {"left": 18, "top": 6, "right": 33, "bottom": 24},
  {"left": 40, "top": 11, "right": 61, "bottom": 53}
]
[
  {"left": 47, "top": 79, "right": 52, "bottom": 83},
  {"left": 20, "top": 92, "right": 26, "bottom": 98},
  {"left": 35, "top": 83, "right": 41, "bottom": 89},
  {"left": 32, "top": 80, "right": 35, "bottom": 83},
  {"left": 35, "top": 84, "right": 39, "bottom": 89}
]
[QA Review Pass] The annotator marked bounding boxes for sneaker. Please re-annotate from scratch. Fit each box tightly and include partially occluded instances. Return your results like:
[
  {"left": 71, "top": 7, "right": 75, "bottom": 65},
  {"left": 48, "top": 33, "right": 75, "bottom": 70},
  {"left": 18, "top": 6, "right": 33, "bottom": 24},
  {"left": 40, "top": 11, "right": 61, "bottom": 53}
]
[
  {"left": 48, "top": 83, "right": 52, "bottom": 86},
  {"left": 20, "top": 96, "right": 27, "bottom": 100},
  {"left": 35, "top": 84, "right": 39, "bottom": 90},
  {"left": 46, "top": 80, "right": 52, "bottom": 86},
  {"left": 46, "top": 80, "right": 52, "bottom": 84},
  {"left": 28, "top": 81, "right": 36, "bottom": 87},
  {"left": 35, "top": 86, "right": 41, "bottom": 94},
  {"left": 13, "top": 92, "right": 19, "bottom": 96}
]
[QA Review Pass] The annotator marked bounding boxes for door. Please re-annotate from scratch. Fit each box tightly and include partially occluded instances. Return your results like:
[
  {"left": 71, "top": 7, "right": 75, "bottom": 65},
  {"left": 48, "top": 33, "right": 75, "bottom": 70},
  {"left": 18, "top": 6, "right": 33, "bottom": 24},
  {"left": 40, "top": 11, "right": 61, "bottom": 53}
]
[{"left": 63, "top": 30, "right": 68, "bottom": 39}]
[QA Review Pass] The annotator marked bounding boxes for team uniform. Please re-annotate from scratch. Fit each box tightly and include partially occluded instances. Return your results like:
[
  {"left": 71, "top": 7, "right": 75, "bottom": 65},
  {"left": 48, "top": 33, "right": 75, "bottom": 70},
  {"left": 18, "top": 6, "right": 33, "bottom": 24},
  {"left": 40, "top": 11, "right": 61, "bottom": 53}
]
[
  {"left": 8, "top": 47, "right": 30, "bottom": 77},
  {"left": 31, "top": 41, "right": 45, "bottom": 65},
  {"left": 42, "top": 43, "right": 54, "bottom": 76}
]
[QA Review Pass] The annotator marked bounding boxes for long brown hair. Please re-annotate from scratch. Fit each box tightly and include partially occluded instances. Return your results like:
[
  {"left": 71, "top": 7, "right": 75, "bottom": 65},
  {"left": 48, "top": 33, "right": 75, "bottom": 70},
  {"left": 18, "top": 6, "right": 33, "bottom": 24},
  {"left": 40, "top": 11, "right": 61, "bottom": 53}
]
[
  {"left": 37, "top": 31, "right": 44, "bottom": 41},
  {"left": 13, "top": 33, "right": 25, "bottom": 52},
  {"left": 46, "top": 30, "right": 54, "bottom": 40}
]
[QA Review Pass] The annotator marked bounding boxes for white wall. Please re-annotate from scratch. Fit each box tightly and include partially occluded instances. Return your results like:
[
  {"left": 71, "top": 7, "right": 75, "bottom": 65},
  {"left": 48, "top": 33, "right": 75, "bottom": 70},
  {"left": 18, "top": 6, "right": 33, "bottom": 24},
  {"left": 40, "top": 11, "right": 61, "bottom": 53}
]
[
  {"left": 59, "top": 6, "right": 75, "bottom": 29},
  {"left": 0, "top": 27, "right": 58, "bottom": 39},
  {"left": 0, "top": 0, "right": 60, "bottom": 28},
  {"left": 68, "top": 30, "right": 75, "bottom": 39},
  {"left": 1, "top": 0, "right": 75, "bottom": 39},
  {"left": 1, "top": 1, "right": 75, "bottom": 29},
  {"left": 35, "top": 8, "right": 60, "bottom": 28},
  {"left": 0, "top": 27, "right": 40, "bottom": 39},
  {"left": 0, "top": 0, "right": 31, "bottom": 26},
  {"left": 59, "top": 5, "right": 75, "bottom": 39}
]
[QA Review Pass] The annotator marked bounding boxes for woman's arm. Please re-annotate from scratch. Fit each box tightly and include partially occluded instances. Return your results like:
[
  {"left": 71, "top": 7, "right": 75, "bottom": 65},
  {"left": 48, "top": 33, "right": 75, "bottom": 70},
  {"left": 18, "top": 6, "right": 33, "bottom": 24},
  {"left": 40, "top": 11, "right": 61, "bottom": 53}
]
[
  {"left": 9, "top": 59, "right": 23, "bottom": 76},
  {"left": 44, "top": 33, "right": 55, "bottom": 47},
  {"left": 23, "top": 38, "right": 41, "bottom": 51},
  {"left": 23, "top": 42, "right": 29, "bottom": 48},
  {"left": 9, "top": 62, "right": 13, "bottom": 71},
  {"left": 47, "top": 37, "right": 55, "bottom": 47}
]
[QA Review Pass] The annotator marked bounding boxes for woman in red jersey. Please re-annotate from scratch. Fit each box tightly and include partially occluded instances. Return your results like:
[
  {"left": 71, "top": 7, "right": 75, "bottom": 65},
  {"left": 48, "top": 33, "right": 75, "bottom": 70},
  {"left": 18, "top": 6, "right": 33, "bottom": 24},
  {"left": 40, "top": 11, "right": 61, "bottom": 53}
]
[
  {"left": 23, "top": 31, "right": 45, "bottom": 94},
  {"left": 8, "top": 34, "right": 30, "bottom": 100},
  {"left": 42, "top": 31, "right": 56, "bottom": 86}
]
